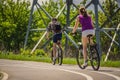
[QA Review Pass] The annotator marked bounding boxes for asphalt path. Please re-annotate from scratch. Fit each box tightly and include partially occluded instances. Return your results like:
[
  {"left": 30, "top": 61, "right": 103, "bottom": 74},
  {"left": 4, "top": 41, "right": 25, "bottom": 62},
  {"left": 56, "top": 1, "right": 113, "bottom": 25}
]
[{"left": 0, "top": 59, "right": 120, "bottom": 80}]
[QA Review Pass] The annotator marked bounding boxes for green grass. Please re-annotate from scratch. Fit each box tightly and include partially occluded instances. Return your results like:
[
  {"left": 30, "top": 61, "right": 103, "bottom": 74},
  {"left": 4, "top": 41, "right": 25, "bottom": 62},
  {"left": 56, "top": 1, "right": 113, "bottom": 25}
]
[
  {"left": 0, "top": 53, "right": 51, "bottom": 63},
  {"left": 100, "top": 60, "right": 120, "bottom": 67},
  {"left": 62, "top": 58, "right": 76, "bottom": 64},
  {"left": 0, "top": 53, "right": 120, "bottom": 68}
]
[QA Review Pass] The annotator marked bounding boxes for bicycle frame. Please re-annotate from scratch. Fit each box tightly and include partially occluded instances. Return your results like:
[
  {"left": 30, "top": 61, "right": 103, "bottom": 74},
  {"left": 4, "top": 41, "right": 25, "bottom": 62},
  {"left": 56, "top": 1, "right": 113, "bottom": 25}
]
[
  {"left": 74, "top": 33, "right": 100, "bottom": 70},
  {"left": 50, "top": 38, "right": 63, "bottom": 65}
]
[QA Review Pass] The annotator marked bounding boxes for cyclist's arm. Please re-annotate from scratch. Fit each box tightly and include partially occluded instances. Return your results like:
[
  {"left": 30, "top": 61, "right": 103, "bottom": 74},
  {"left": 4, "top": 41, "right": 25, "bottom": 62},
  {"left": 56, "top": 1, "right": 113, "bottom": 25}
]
[
  {"left": 46, "top": 31, "right": 49, "bottom": 39},
  {"left": 91, "top": 17, "right": 94, "bottom": 28},
  {"left": 46, "top": 23, "right": 51, "bottom": 39},
  {"left": 72, "top": 16, "right": 79, "bottom": 33}
]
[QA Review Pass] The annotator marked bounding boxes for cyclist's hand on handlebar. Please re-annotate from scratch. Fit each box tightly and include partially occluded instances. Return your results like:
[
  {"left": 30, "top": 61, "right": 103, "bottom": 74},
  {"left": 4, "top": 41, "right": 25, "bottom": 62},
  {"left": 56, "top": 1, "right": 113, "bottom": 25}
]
[
  {"left": 46, "top": 37, "right": 49, "bottom": 40},
  {"left": 70, "top": 32, "right": 77, "bottom": 36},
  {"left": 46, "top": 36, "right": 53, "bottom": 41}
]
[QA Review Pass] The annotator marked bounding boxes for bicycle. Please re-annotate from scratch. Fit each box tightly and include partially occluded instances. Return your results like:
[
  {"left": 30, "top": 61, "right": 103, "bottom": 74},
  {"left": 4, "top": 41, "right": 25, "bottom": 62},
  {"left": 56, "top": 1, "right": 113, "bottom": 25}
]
[
  {"left": 51, "top": 40, "right": 63, "bottom": 65},
  {"left": 72, "top": 33, "right": 100, "bottom": 70}
]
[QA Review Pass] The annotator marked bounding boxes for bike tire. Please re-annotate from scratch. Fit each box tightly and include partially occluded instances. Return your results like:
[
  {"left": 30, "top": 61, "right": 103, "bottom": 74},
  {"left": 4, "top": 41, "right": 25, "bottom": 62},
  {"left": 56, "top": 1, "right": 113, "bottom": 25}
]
[
  {"left": 51, "top": 50, "right": 54, "bottom": 61},
  {"left": 58, "top": 48, "right": 63, "bottom": 65},
  {"left": 90, "top": 45, "right": 100, "bottom": 70},
  {"left": 51, "top": 50, "right": 56, "bottom": 65},
  {"left": 76, "top": 49, "right": 85, "bottom": 69}
]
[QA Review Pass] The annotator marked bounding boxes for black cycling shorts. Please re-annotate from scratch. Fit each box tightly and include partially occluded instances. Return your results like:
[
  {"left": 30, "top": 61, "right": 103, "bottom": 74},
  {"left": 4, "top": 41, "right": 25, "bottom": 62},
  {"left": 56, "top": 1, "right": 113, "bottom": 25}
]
[{"left": 53, "top": 33, "right": 62, "bottom": 43}]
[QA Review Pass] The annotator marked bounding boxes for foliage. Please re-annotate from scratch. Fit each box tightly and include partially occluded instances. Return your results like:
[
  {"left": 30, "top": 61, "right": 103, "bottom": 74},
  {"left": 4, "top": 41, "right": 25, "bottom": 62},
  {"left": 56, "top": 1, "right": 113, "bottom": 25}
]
[
  {"left": 0, "top": 0, "right": 30, "bottom": 52},
  {"left": 80, "top": 0, "right": 87, "bottom": 6},
  {"left": 33, "top": 49, "right": 47, "bottom": 57},
  {"left": 20, "top": 48, "right": 47, "bottom": 57},
  {"left": 20, "top": 48, "right": 31, "bottom": 55}
]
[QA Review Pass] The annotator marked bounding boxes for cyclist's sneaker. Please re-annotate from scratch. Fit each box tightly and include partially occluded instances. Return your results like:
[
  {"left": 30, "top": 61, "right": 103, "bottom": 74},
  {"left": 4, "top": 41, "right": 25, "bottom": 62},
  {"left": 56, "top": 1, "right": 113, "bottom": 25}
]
[
  {"left": 82, "top": 60, "right": 88, "bottom": 68},
  {"left": 52, "top": 58, "right": 56, "bottom": 65},
  {"left": 82, "top": 62, "right": 88, "bottom": 68}
]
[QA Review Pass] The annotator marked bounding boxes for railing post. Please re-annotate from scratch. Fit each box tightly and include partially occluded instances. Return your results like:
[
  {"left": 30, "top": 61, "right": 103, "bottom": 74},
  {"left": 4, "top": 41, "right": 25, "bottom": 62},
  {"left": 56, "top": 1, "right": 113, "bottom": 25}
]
[
  {"left": 65, "top": 0, "right": 73, "bottom": 56},
  {"left": 24, "top": 0, "right": 37, "bottom": 49},
  {"left": 93, "top": 0, "right": 102, "bottom": 58}
]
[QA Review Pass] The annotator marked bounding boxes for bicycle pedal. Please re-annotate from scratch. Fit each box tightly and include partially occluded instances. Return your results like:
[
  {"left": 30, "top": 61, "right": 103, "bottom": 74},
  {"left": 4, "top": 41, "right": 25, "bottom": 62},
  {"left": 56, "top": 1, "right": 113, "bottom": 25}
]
[
  {"left": 52, "top": 58, "right": 56, "bottom": 65},
  {"left": 82, "top": 63, "right": 88, "bottom": 68}
]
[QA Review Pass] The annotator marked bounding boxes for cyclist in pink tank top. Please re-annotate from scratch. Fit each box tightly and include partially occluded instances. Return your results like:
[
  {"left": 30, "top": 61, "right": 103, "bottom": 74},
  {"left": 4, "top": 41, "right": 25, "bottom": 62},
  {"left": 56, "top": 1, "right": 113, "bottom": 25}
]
[
  {"left": 79, "top": 15, "right": 93, "bottom": 31},
  {"left": 72, "top": 6, "right": 95, "bottom": 67}
]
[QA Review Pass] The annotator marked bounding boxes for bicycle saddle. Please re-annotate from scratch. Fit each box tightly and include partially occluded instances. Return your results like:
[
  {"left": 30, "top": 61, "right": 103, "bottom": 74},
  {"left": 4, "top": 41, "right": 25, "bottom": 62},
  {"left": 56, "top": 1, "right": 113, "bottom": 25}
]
[{"left": 87, "top": 34, "right": 93, "bottom": 38}]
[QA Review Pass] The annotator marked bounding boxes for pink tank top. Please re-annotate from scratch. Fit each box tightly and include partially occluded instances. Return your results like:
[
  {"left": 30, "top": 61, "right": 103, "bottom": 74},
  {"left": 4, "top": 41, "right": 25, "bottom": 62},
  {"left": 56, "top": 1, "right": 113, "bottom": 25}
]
[{"left": 78, "top": 15, "right": 93, "bottom": 31}]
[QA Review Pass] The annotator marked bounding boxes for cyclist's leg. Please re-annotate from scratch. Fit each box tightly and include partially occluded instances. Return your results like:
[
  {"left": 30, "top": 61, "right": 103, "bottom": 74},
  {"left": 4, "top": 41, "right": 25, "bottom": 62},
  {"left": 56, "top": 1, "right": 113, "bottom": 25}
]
[
  {"left": 82, "top": 30, "right": 90, "bottom": 67},
  {"left": 57, "top": 41, "right": 63, "bottom": 55},
  {"left": 56, "top": 33, "right": 63, "bottom": 65},
  {"left": 57, "top": 41, "right": 61, "bottom": 48},
  {"left": 52, "top": 42, "right": 57, "bottom": 65},
  {"left": 53, "top": 34, "right": 57, "bottom": 60},
  {"left": 82, "top": 36, "right": 88, "bottom": 65},
  {"left": 53, "top": 43, "right": 57, "bottom": 59},
  {"left": 89, "top": 30, "right": 95, "bottom": 45},
  {"left": 57, "top": 33, "right": 62, "bottom": 49}
]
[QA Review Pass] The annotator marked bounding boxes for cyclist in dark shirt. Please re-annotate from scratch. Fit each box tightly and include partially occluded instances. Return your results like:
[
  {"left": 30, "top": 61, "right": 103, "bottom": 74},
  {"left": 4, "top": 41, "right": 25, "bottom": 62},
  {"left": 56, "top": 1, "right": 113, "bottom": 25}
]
[{"left": 46, "top": 18, "right": 62, "bottom": 64}]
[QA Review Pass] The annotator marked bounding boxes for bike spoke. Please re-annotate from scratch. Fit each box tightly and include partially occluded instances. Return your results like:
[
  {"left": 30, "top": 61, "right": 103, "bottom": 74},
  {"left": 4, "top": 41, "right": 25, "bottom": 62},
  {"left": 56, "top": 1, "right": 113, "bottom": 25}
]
[{"left": 90, "top": 46, "right": 100, "bottom": 71}]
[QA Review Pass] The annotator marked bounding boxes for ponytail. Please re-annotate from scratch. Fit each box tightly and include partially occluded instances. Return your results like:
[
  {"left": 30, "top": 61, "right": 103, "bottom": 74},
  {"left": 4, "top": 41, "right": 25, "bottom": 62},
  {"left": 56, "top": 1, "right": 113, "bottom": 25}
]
[{"left": 79, "top": 7, "right": 88, "bottom": 17}]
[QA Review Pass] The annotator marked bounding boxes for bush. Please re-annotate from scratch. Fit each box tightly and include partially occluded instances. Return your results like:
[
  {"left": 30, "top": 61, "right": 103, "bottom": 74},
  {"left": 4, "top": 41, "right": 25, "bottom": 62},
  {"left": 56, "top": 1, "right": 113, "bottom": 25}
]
[
  {"left": 20, "top": 48, "right": 47, "bottom": 57},
  {"left": 20, "top": 48, "right": 31, "bottom": 55},
  {"left": 33, "top": 49, "right": 47, "bottom": 57}
]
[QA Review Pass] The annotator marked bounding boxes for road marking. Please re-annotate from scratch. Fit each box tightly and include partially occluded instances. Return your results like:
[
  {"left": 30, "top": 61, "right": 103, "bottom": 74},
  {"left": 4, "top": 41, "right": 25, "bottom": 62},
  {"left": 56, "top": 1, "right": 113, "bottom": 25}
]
[
  {"left": 93, "top": 71, "right": 120, "bottom": 80},
  {"left": 0, "top": 62, "right": 120, "bottom": 80},
  {"left": 1, "top": 71, "right": 8, "bottom": 80},
  {"left": 58, "top": 68, "right": 93, "bottom": 80},
  {"left": 0, "top": 65, "right": 93, "bottom": 80}
]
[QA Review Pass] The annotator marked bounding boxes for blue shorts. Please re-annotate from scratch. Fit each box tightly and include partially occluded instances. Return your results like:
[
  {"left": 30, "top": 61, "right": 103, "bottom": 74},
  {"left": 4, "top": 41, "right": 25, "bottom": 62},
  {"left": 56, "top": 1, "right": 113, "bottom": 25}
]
[{"left": 53, "top": 33, "right": 62, "bottom": 43}]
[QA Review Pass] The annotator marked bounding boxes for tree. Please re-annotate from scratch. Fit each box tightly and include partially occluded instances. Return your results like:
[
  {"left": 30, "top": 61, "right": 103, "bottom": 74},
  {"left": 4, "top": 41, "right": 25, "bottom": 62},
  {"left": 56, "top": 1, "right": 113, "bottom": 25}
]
[{"left": 0, "top": 0, "right": 30, "bottom": 53}]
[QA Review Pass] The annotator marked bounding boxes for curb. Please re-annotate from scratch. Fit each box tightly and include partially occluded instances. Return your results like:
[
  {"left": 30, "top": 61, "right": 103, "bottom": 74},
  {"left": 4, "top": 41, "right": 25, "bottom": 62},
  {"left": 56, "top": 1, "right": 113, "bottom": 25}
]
[{"left": 0, "top": 72, "right": 8, "bottom": 80}]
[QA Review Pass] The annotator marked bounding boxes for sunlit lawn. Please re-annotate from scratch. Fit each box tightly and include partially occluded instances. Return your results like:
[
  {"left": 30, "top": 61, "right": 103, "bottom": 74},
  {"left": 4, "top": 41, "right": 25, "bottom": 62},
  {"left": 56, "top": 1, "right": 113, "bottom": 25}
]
[{"left": 0, "top": 53, "right": 120, "bottom": 68}]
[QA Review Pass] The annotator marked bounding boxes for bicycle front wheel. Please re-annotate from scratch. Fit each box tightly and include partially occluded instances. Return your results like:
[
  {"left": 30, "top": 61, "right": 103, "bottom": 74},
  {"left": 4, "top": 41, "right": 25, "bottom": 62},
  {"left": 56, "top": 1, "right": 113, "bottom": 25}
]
[
  {"left": 51, "top": 50, "right": 54, "bottom": 61},
  {"left": 90, "top": 45, "right": 100, "bottom": 70},
  {"left": 76, "top": 49, "right": 85, "bottom": 69}
]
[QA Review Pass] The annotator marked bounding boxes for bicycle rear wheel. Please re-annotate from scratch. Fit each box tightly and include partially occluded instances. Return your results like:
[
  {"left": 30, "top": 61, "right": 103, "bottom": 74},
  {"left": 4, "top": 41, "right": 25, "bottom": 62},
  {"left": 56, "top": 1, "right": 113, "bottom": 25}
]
[
  {"left": 90, "top": 45, "right": 100, "bottom": 70},
  {"left": 57, "top": 48, "right": 63, "bottom": 65},
  {"left": 76, "top": 49, "right": 85, "bottom": 69}
]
